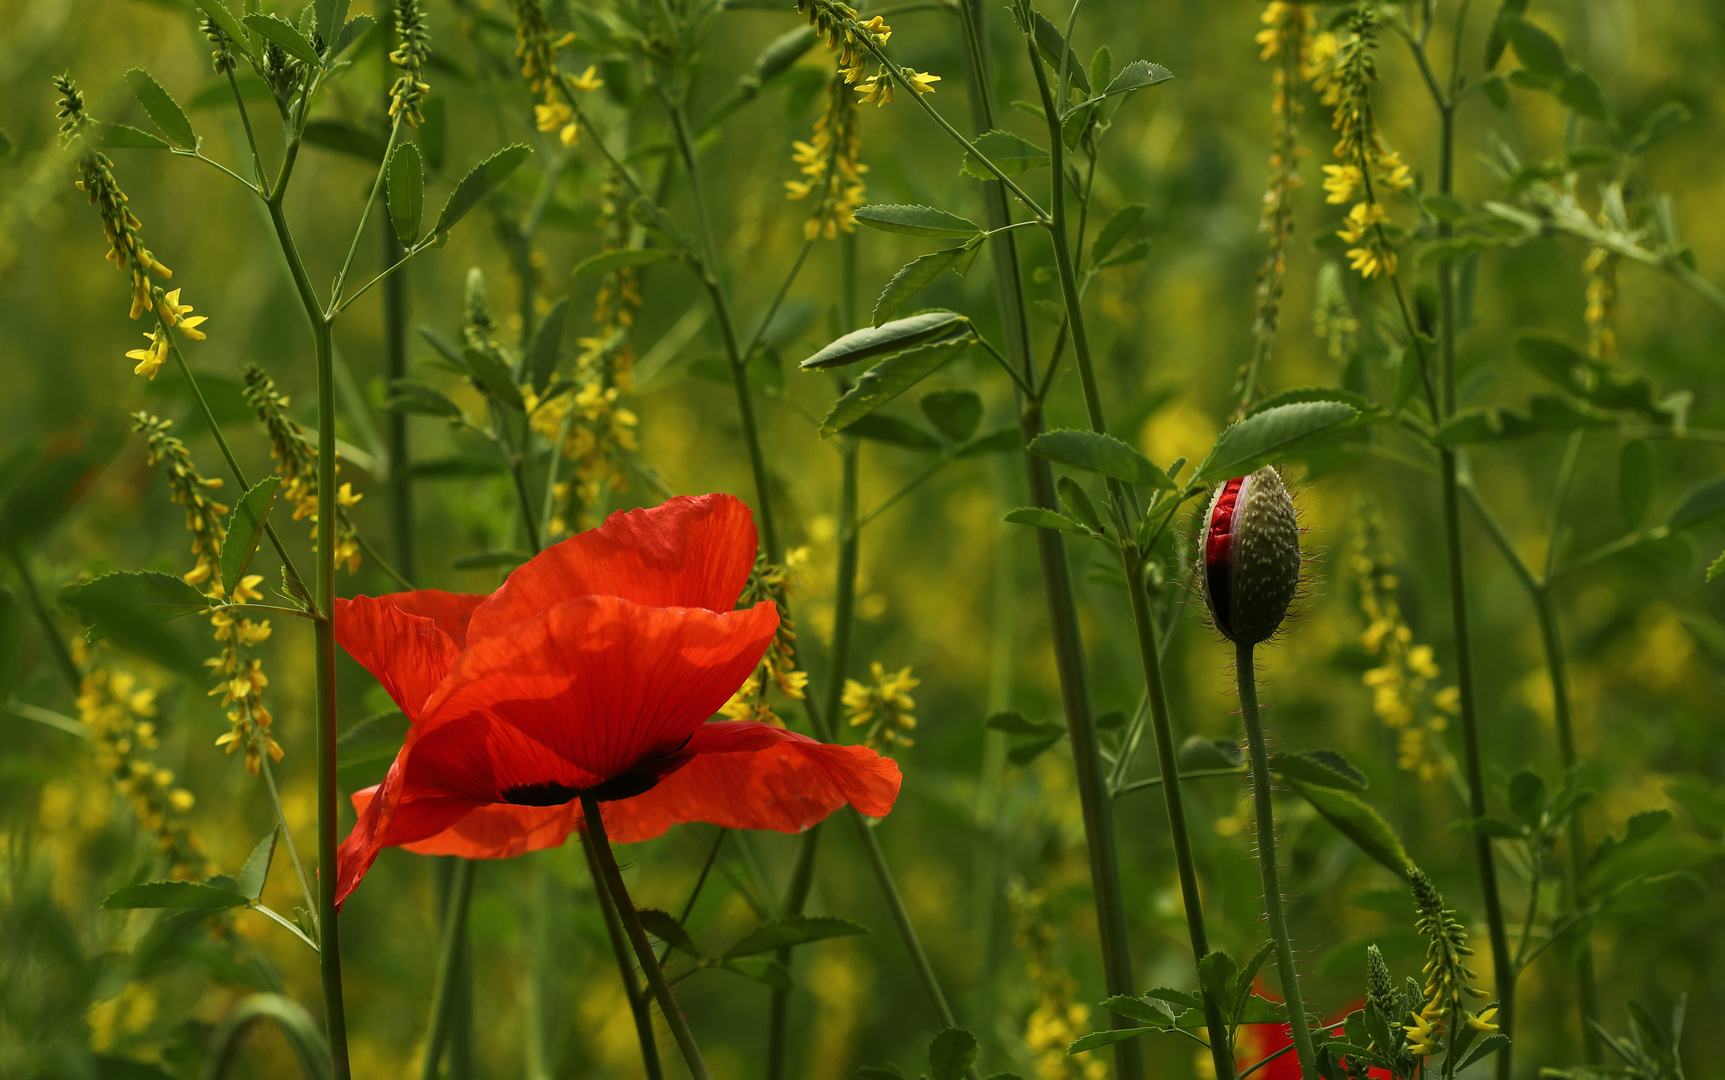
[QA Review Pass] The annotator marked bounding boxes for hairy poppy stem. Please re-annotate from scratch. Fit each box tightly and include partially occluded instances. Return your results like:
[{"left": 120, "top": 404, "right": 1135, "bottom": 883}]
[
  {"left": 1235, "top": 640, "right": 1315, "bottom": 1077},
  {"left": 581, "top": 793, "right": 713, "bottom": 1080},
  {"left": 419, "top": 857, "right": 475, "bottom": 1080},
  {"left": 579, "top": 827, "right": 666, "bottom": 1080}
]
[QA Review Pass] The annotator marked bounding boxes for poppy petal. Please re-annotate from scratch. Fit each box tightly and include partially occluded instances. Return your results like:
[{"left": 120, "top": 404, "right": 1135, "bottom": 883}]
[
  {"left": 334, "top": 593, "right": 474, "bottom": 721},
  {"left": 351, "top": 787, "right": 577, "bottom": 861},
  {"left": 590, "top": 721, "right": 903, "bottom": 842},
  {"left": 467, "top": 494, "right": 758, "bottom": 641},
  {"left": 400, "top": 595, "right": 781, "bottom": 804},
  {"left": 378, "top": 589, "right": 486, "bottom": 648},
  {"left": 335, "top": 783, "right": 484, "bottom": 907}
]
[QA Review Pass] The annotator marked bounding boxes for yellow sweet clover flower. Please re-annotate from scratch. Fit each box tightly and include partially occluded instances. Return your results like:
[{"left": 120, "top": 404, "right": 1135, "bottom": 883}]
[
  {"left": 720, "top": 552, "right": 810, "bottom": 726},
  {"left": 787, "top": 64, "right": 869, "bottom": 240},
  {"left": 1313, "top": 10, "right": 1406, "bottom": 280},
  {"left": 388, "top": 0, "right": 433, "bottom": 128},
  {"left": 243, "top": 364, "right": 363, "bottom": 574},
  {"left": 1008, "top": 879, "right": 1108, "bottom": 1080},
  {"left": 843, "top": 661, "right": 918, "bottom": 750},
  {"left": 127, "top": 330, "right": 169, "bottom": 380},
  {"left": 1584, "top": 241, "right": 1619, "bottom": 361},
  {"left": 76, "top": 661, "right": 212, "bottom": 878},
  {"left": 1352, "top": 510, "right": 1453, "bottom": 782},
  {"left": 157, "top": 287, "right": 208, "bottom": 340},
  {"left": 132, "top": 413, "right": 227, "bottom": 585},
  {"left": 511, "top": 0, "right": 597, "bottom": 147}
]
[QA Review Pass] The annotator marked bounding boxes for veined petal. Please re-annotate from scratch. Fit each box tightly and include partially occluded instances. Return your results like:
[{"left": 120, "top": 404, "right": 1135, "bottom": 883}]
[
  {"left": 334, "top": 592, "right": 480, "bottom": 720},
  {"left": 401, "top": 595, "right": 780, "bottom": 805},
  {"left": 335, "top": 782, "right": 484, "bottom": 907},
  {"left": 467, "top": 493, "right": 759, "bottom": 640}
]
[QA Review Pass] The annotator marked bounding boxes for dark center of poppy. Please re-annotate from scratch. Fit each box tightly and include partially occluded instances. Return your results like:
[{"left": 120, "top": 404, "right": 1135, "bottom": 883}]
[{"left": 500, "top": 768, "right": 669, "bottom": 807}]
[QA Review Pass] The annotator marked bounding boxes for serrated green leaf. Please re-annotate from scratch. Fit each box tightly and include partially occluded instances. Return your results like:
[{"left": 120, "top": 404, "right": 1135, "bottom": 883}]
[
  {"left": 462, "top": 346, "right": 525, "bottom": 411},
  {"left": 719, "top": 957, "right": 792, "bottom": 991},
  {"left": 100, "top": 123, "right": 172, "bottom": 151},
  {"left": 1091, "top": 204, "right": 1145, "bottom": 264},
  {"left": 1707, "top": 549, "right": 1725, "bottom": 583},
  {"left": 1086, "top": 58, "right": 1174, "bottom": 105},
  {"left": 572, "top": 248, "right": 675, "bottom": 277},
  {"left": 124, "top": 69, "right": 196, "bottom": 150},
  {"left": 333, "top": 13, "right": 373, "bottom": 58},
  {"left": 985, "top": 711, "right": 1064, "bottom": 735},
  {"left": 1004, "top": 507, "right": 1087, "bottom": 534},
  {"left": 62, "top": 571, "right": 211, "bottom": 636},
  {"left": 528, "top": 296, "right": 569, "bottom": 393},
  {"left": 1057, "top": 477, "right": 1103, "bottom": 533},
  {"left": 1668, "top": 477, "right": 1725, "bottom": 531},
  {"left": 195, "top": 0, "right": 253, "bottom": 60},
  {"left": 919, "top": 389, "right": 982, "bottom": 442},
  {"left": 218, "top": 476, "right": 280, "bottom": 596},
  {"left": 434, "top": 144, "right": 532, "bottom": 236},
  {"left": 242, "top": 13, "right": 321, "bottom": 65},
  {"left": 1270, "top": 750, "right": 1367, "bottom": 793},
  {"left": 103, "top": 880, "right": 250, "bottom": 910},
  {"left": 1288, "top": 780, "right": 1411, "bottom": 878},
  {"left": 852, "top": 204, "right": 980, "bottom": 239},
  {"left": 1006, "top": 732, "right": 1066, "bottom": 765},
  {"left": 722, "top": 915, "right": 867, "bottom": 958},
  {"left": 845, "top": 414, "right": 942, "bottom": 451},
  {"left": 388, "top": 380, "right": 463, "bottom": 418},
  {"left": 1505, "top": 19, "right": 1566, "bottom": 75},
  {"left": 638, "top": 908, "right": 701, "bottom": 957},
  {"left": 386, "top": 141, "right": 424, "bottom": 244},
  {"left": 1065, "top": 1027, "right": 1152, "bottom": 1054},
  {"left": 803, "top": 311, "right": 970, "bottom": 370},
  {"left": 819, "top": 338, "right": 970, "bottom": 436},
  {"left": 1029, "top": 429, "right": 1173, "bottom": 488},
  {"left": 238, "top": 829, "right": 277, "bottom": 901},
  {"left": 1030, "top": 11, "right": 1090, "bottom": 95},
  {"left": 1198, "top": 951, "right": 1237, "bottom": 1018},
  {"left": 927, "top": 1029, "right": 977, "bottom": 1080},
  {"left": 961, "top": 130, "right": 1049, "bottom": 179},
  {"left": 1192, "top": 401, "right": 1358, "bottom": 485},
  {"left": 314, "top": 0, "right": 350, "bottom": 58},
  {"left": 874, "top": 249, "right": 965, "bottom": 326},
  {"left": 1459, "top": 1033, "right": 1511, "bottom": 1070}
]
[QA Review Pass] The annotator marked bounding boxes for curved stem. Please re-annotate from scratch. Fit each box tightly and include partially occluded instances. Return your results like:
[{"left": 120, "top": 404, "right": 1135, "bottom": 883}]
[
  {"left": 579, "top": 828, "right": 666, "bottom": 1080},
  {"left": 581, "top": 793, "right": 712, "bottom": 1080},
  {"left": 256, "top": 749, "right": 318, "bottom": 934},
  {"left": 418, "top": 858, "right": 476, "bottom": 1080},
  {"left": 1235, "top": 639, "right": 1315, "bottom": 1077}
]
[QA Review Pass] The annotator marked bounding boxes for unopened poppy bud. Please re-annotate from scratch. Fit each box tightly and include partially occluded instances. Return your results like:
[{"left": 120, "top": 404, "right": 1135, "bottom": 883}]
[{"left": 1200, "top": 465, "right": 1299, "bottom": 645}]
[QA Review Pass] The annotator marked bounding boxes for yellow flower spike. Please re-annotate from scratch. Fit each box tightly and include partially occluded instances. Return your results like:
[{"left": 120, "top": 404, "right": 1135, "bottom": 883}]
[
  {"left": 535, "top": 101, "right": 573, "bottom": 133},
  {"left": 904, "top": 70, "right": 939, "bottom": 94},
  {"left": 127, "top": 331, "right": 168, "bottom": 379},
  {"left": 568, "top": 64, "right": 603, "bottom": 92},
  {"left": 559, "top": 122, "right": 580, "bottom": 147}
]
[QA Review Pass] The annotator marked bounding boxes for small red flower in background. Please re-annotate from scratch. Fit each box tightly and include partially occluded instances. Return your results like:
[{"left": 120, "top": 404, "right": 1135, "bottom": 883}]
[
  {"left": 1236, "top": 995, "right": 1389, "bottom": 1080},
  {"left": 332, "top": 494, "right": 901, "bottom": 907}
]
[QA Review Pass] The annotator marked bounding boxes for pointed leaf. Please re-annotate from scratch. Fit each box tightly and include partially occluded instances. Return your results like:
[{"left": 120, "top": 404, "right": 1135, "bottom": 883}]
[
  {"left": 920, "top": 389, "right": 983, "bottom": 441},
  {"left": 314, "top": 0, "right": 349, "bottom": 58},
  {"left": 434, "top": 144, "right": 532, "bottom": 236},
  {"left": 1057, "top": 477, "right": 1103, "bottom": 533},
  {"left": 461, "top": 346, "right": 525, "bottom": 411},
  {"left": 219, "top": 476, "right": 281, "bottom": 596},
  {"left": 195, "top": 0, "right": 253, "bottom": 61},
  {"left": 1668, "top": 477, "right": 1725, "bottom": 531},
  {"left": 1088, "top": 58, "right": 1174, "bottom": 105},
  {"left": 1287, "top": 780, "right": 1411, "bottom": 878},
  {"left": 1066, "top": 1028, "right": 1151, "bottom": 1054},
  {"left": 874, "top": 249, "right": 965, "bottom": 326},
  {"left": 1458, "top": 1033, "right": 1511, "bottom": 1070},
  {"left": 528, "top": 296, "right": 569, "bottom": 393},
  {"left": 722, "top": 915, "right": 868, "bottom": 959},
  {"left": 927, "top": 1029, "right": 977, "bottom": 1080},
  {"left": 1505, "top": 19, "right": 1566, "bottom": 75},
  {"left": 1006, "top": 732, "right": 1066, "bottom": 765},
  {"left": 1004, "top": 507, "right": 1087, "bottom": 534},
  {"left": 386, "top": 140, "right": 424, "bottom": 244},
  {"left": 1192, "top": 400, "right": 1358, "bottom": 485},
  {"left": 62, "top": 571, "right": 211, "bottom": 634},
  {"left": 1142, "top": 987, "right": 1203, "bottom": 1011},
  {"left": 803, "top": 311, "right": 970, "bottom": 370},
  {"left": 719, "top": 957, "right": 792, "bottom": 991},
  {"left": 1030, "top": 11, "right": 1090, "bottom": 94},
  {"left": 242, "top": 13, "right": 321, "bottom": 66},
  {"left": 961, "top": 130, "right": 1049, "bottom": 179},
  {"left": 100, "top": 123, "right": 172, "bottom": 151},
  {"left": 985, "top": 711, "right": 1064, "bottom": 736},
  {"left": 1029, "top": 429, "right": 1173, "bottom": 488},
  {"left": 638, "top": 908, "right": 701, "bottom": 957},
  {"left": 103, "top": 880, "right": 250, "bottom": 910},
  {"left": 1270, "top": 750, "right": 1368, "bottom": 793},
  {"left": 1235, "top": 940, "right": 1277, "bottom": 1018},
  {"left": 1091, "top": 204, "right": 1145, "bottom": 265},
  {"left": 572, "top": 248, "right": 675, "bottom": 277},
  {"left": 846, "top": 414, "right": 943, "bottom": 451},
  {"left": 958, "top": 424, "right": 1022, "bottom": 457},
  {"left": 819, "top": 337, "right": 970, "bottom": 437},
  {"left": 239, "top": 829, "right": 278, "bottom": 901},
  {"left": 1198, "top": 951, "right": 1237, "bottom": 1017},
  {"left": 1509, "top": 771, "right": 1547, "bottom": 828},
  {"left": 124, "top": 69, "right": 196, "bottom": 150},
  {"left": 333, "top": 13, "right": 373, "bottom": 58},
  {"left": 853, "top": 204, "right": 980, "bottom": 239}
]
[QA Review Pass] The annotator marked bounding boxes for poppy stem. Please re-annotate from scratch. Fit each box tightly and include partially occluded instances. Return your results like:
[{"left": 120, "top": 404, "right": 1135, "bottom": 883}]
[
  {"left": 579, "top": 824, "right": 666, "bottom": 1080},
  {"left": 419, "top": 857, "right": 475, "bottom": 1080},
  {"left": 1235, "top": 639, "right": 1316, "bottom": 1078},
  {"left": 581, "top": 793, "right": 713, "bottom": 1080}
]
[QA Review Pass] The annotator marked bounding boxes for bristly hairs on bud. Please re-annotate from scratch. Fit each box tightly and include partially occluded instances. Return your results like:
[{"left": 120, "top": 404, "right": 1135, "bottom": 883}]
[{"left": 1197, "top": 465, "right": 1310, "bottom": 647}]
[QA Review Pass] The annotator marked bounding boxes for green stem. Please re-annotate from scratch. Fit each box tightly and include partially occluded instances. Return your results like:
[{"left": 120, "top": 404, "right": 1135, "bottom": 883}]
[
  {"left": 765, "top": 826, "right": 820, "bottom": 1080},
  {"left": 1111, "top": 766, "right": 1248, "bottom": 800},
  {"left": 257, "top": 746, "right": 319, "bottom": 937},
  {"left": 381, "top": 214, "right": 415, "bottom": 584},
  {"left": 1531, "top": 586, "right": 1601, "bottom": 1061},
  {"left": 5, "top": 547, "right": 81, "bottom": 691},
  {"left": 264, "top": 191, "right": 351, "bottom": 1080},
  {"left": 329, "top": 118, "right": 403, "bottom": 310},
  {"left": 581, "top": 793, "right": 712, "bottom": 1080},
  {"left": 419, "top": 858, "right": 476, "bottom": 1080},
  {"left": 579, "top": 830, "right": 666, "bottom": 1080},
  {"left": 1235, "top": 639, "right": 1315, "bottom": 1077}
]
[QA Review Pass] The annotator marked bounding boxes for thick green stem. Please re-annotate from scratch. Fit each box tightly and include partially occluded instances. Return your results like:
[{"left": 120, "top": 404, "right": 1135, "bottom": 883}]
[
  {"left": 1531, "top": 587, "right": 1601, "bottom": 1061},
  {"left": 1236, "top": 640, "right": 1315, "bottom": 1077},
  {"left": 263, "top": 191, "right": 351, "bottom": 1080},
  {"left": 765, "top": 826, "right": 820, "bottom": 1080},
  {"left": 419, "top": 858, "right": 476, "bottom": 1080},
  {"left": 581, "top": 794, "right": 712, "bottom": 1080},
  {"left": 381, "top": 218, "right": 414, "bottom": 582},
  {"left": 580, "top": 827, "right": 666, "bottom": 1080}
]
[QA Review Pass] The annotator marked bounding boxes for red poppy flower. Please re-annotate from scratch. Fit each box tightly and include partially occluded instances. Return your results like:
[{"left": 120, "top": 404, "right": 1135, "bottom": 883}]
[
  {"left": 1236, "top": 993, "right": 1388, "bottom": 1080},
  {"left": 332, "top": 494, "right": 901, "bottom": 908}
]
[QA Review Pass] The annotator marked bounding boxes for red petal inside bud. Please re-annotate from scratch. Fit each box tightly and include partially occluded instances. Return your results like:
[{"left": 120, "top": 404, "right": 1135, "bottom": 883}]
[{"left": 1204, "top": 477, "right": 1244, "bottom": 637}]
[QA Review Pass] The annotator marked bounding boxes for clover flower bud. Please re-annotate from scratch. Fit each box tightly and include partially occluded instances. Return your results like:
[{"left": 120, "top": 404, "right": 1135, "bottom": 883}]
[{"left": 1200, "top": 465, "right": 1299, "bottom": 645}]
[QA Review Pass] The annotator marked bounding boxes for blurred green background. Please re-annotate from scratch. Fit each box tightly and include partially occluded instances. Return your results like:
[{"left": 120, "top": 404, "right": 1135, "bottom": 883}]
[{"left": 3, "top": 0, "right": 1724, "bottom": 1076}]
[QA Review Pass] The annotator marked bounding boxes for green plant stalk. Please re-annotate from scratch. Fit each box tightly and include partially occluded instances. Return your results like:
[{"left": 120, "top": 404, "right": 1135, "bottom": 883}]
[
  {"left": 765, "top": 824, "right": 820, "bottom": 1080},
  {"left": 262, "top": 183, "right": 352, "bottom": 1080},
  {"left": 581, "top": 792, "right": 712, "bottom": 1080},
  {"left": 419, "top": 857, "right": 476, "bottom": 1080},
  {"left": 1431, "top": 93, "right": 1515, "bottom": 1079},
  {"left": 1235, "top": 639, "right": 1316, "bottom": 1076},
  {"left": 524, "top": 859, "right": 552, "bottom": 1080},
  {"left": 381, "top": 215, "right": 414, "bottom": 582},
  {"left": 580, "top": 829, "right": 666, "bottom": 1080},
  {"left": 5, "top": 547, "right": 82, "bottom": 690}
]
